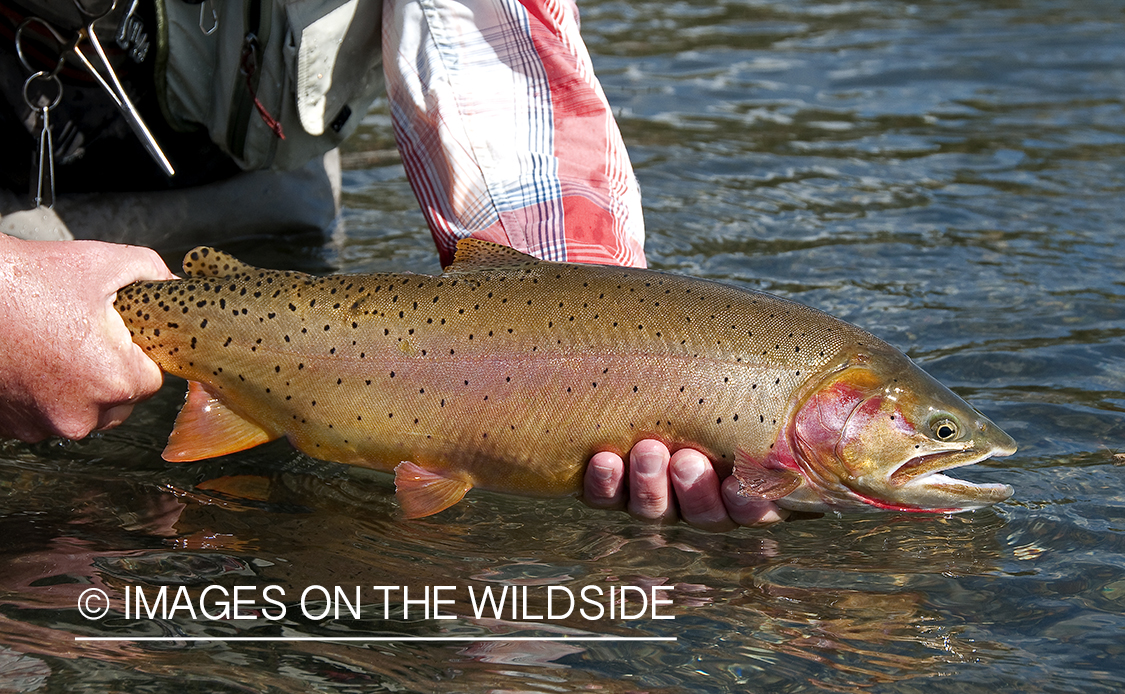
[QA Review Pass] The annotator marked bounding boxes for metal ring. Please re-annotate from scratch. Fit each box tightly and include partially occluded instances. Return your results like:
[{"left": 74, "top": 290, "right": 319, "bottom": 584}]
[
  {"left": 73, "top": 0, "right": 118, "bottom": 22},
  {"left": 15, "top": 17, "right": 69, "bottom": 76},
  {"left": 22, "top": 71, "right": 63, "bottom": 112},
  {"left": 199, "top": 0, "right": 218, "bottom": 36}
]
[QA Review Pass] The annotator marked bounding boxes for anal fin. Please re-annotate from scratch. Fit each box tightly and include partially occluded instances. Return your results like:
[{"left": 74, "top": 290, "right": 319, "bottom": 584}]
[
  {"left": 394, "top": 461, "right": 473, "bottom": 518},
  {"left": 163, "top": 381, "right": 278, "bottom": 462},
  {"left": 733, "top": 449, "right": 803, "bottom": 501}
]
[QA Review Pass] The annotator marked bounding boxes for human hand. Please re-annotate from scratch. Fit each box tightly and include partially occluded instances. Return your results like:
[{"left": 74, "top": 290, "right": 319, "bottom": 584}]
[
  {"left": 0, "top": 235, "right": 176, "bottom": 442},
  {"left": 582, "top": 440, "right": 788, "bottom": 531}
]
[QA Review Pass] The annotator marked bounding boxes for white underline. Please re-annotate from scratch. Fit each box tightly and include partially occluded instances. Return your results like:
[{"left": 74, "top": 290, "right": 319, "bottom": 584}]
[{"left": 75, "top": 636, "right": 676, "bottom": 643}]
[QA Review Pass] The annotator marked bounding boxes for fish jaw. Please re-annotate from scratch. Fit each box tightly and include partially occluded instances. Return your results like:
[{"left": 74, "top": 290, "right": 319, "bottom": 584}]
[
  {"left": 877, "top": 426, "right": 1016, "bottom": 512},
  {"left": 771, "top": 355, "right": 1017, "bottom": 514},
  {"left": 844, "top": 449, "right": 1015, "bottom": 514}
]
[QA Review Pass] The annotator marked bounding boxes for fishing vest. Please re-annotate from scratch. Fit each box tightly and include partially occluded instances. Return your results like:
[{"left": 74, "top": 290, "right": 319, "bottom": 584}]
[
  {"left": 1, "top": 0, "right": 383, "bottom": 189},
  {"left": 157, "top": 0, "right": 384, "bottom": 171}
]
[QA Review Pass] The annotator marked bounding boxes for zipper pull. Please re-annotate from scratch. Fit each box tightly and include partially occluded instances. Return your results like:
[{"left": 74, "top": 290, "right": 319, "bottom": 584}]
[{"left": 239, "top": 33, "right": 285, "bottom": 140}]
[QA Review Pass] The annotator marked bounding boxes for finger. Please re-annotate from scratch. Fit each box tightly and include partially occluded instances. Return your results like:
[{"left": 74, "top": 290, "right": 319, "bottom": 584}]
[
  {"left": 98, "top": 246, "right": 174, "bottom": 339},
  {"left": 94, "top": 247, "right": 173, "bottom": 385},
  {"left": 583, "top": 450, "right": 626, "bottom": 509},
  {"left": 122, "top": 338, "right": 167, "bottom": 390},
  {"left": 721, "top": 475, "right": 790, "bottom": 525},
  {"left": 627, "top": 440, "right": 677, "bottom": 523},
  {"left": 110, "top": 244, "right": 178, "bottom": 285},
  {"left": 96, "top": 403, "right": 135, "bottom": 432},
  {"left": 97, "top": 297, "right": 166, "bottom": 397},
  {"left": 670, "top": 449, "right": 737, "bottom": 532}
]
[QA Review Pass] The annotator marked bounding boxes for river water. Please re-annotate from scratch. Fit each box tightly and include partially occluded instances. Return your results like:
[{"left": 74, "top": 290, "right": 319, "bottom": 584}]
[{"left": 2, "top": 0, "right": 1124, "bottom": 691}]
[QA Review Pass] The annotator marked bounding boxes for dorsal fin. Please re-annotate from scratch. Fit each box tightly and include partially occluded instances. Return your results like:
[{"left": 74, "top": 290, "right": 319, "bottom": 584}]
[
  {"left": 447, "top": 238, "right": 542, "bottom": 273},
  {"left": 182, "top": 247, "right": 258, "bottom": 279}
]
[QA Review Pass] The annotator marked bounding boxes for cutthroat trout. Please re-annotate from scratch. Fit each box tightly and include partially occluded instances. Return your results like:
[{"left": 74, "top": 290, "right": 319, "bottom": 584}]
[{"left": 115, "top": 240, "right": 1015, "bottom": 517}]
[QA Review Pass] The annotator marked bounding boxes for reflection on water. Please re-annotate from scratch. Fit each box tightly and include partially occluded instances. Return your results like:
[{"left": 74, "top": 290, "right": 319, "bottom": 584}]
[{"left": 3, "top": 0, "right": 1125, "bottom": 691}]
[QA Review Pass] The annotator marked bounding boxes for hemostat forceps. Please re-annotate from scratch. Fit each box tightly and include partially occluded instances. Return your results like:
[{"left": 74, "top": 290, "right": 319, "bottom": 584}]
[{"left": 16, "top": 0, "right": 176, "bottom": 177}]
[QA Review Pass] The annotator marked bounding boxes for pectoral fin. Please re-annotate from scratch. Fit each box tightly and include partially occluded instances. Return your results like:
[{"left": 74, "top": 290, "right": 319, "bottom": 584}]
[
  {"left": 733, "top": 450, "right": 803, "bottom": 500},
  {"left": 394, "top": 462, "right": 473, "bottom": 518},
  {"left": 163, "top": 381, "right": 278, "bottom": 462}
]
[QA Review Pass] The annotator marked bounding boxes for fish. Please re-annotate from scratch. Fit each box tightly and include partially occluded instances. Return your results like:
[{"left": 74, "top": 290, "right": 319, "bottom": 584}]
[{"left": 114, "top": 240, "right": 1016, "bottom": 518}]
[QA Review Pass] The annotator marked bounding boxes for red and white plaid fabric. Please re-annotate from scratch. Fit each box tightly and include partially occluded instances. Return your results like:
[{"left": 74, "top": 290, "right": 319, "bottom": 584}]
[{"left": 383, "top": 0, "right": 646, "bottom": 268}]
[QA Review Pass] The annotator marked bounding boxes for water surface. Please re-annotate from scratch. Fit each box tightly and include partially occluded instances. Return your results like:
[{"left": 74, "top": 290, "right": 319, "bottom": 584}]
[{"left": 2, "top": 0, "right": 1124, "bottom": 691}]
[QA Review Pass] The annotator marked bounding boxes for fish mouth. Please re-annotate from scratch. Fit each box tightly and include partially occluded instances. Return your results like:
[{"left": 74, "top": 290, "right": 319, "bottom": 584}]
[{"left": 888, "top": 446, "right": 1014, "bottom": 507}]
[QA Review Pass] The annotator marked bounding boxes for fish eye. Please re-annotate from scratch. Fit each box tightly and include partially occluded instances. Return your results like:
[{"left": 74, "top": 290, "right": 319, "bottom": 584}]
[{"left": 930, "top": 417, "right": 960, "bottom": 441}]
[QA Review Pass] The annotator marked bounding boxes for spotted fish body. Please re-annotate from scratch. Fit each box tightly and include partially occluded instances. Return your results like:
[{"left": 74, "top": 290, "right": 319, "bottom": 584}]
[{"left": 115, "top": 240, "right": 1015, "bottom": 517}]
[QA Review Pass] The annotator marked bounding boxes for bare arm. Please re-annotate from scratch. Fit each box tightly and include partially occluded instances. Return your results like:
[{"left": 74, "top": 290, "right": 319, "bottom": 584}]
[{"left": 0, "top": 235, "right": 176, "bottom": 442}]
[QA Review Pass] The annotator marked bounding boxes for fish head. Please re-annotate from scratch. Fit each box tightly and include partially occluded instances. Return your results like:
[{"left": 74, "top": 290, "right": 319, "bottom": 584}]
[{"left": 788, "top": 352, "right": 1016, "bottom": 513}]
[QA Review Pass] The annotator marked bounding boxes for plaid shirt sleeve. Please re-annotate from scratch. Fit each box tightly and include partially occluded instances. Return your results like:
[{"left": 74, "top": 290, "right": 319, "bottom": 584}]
[{"left": 382, "top": 0, "right": 647, "bottom": 268}]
